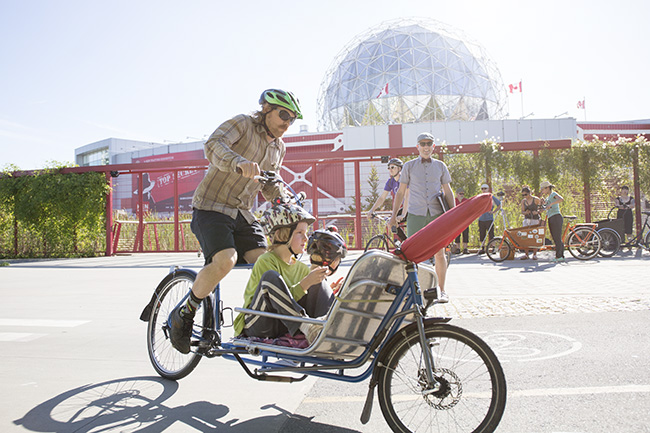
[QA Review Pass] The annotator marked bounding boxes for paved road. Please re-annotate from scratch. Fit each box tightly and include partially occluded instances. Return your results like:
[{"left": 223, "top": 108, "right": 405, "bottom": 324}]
[{"left": 1, "top": 249, "right": 648, "bottom": 432}]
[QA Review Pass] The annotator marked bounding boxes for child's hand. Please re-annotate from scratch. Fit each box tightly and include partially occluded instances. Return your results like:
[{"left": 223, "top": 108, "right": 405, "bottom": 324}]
[
  {"left": 331, "top": 277, "right": 344, "bottom": 294},
  {"left": 300, "top": 266, "right": 328, "bottom": 291}
]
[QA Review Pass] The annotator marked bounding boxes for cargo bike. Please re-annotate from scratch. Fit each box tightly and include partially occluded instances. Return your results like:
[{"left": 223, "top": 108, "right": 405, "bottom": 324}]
[
  {"left": 485, "top": 213, "right": 602, "bottom": 262},
  {"left": 141, "top": 175, "right": 506, "bottom": 433}
]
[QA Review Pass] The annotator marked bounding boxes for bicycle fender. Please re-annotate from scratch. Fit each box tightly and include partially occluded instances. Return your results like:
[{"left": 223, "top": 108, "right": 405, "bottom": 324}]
[
  {"left": 359, "top": 317, "right": 452, "bottom": 423},
  {"left": 375, "top": 318, "right": 452, "bottom": 367},
  {"left": 139, "top": 268, "right": 198, "bottom": 322}
]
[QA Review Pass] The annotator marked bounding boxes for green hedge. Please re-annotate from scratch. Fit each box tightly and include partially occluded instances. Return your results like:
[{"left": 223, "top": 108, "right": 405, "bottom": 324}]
[{"left": 0, "top": 168, "right": 109, "bottom": 258}]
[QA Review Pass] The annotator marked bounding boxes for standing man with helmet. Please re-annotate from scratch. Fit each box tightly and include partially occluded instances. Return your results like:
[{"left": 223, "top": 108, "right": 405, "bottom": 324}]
[
  {"left": 170, "top": 89, "right": 303, "bottom": 354},
  {"left": 389, "top": 132, "right": 455, "bottom": 302},
  {"left": 367, "top": 158, "right": 409, "bottom": 241}
]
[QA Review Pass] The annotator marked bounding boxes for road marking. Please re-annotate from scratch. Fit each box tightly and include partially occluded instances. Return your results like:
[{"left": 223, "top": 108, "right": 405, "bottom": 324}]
[
  {"left": 0, "top": 319, "right": 90, "bottom": 327},
  {"left": 301, "top": 384, "right": 650, "bottom": 404},
  {"left": 480, "top": 330, "right": 582, "bottom": 362},
  {"left": 0, "top": 319, "right": 90, "bottom": 343},
  {"left": 510, "top": 384, "right": 650, "bottom": 397},
  {"left": 0, "top": 332, "right": 47, "bottom": 342}
]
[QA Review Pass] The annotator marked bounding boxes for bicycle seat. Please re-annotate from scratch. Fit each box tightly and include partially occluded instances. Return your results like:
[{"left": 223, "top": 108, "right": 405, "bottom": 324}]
[
  {"left": 564, "top": 215, "right": 578, "bottom": 220},
  {"left": 643, "top": 211, "right": 650, "bottom": 216}
]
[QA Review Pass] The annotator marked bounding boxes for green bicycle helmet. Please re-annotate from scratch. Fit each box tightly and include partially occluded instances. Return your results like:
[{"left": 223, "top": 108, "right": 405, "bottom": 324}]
[{"left": 259, "top": 89, "right": 303, "bottom": 119}]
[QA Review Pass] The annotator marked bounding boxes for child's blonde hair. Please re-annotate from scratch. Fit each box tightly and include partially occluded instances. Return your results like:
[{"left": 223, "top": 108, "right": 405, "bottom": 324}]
[{"left": 268, "top": 226, "right": 292, "bottom": 251}]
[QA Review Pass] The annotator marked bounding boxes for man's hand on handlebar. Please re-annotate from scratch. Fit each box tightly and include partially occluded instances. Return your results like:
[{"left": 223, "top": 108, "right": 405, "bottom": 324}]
[
  {"left": 388, "top": 215, "right": 398, "bottom": 233},
  {"left": 237, "top": 161, "right": 261, "bottom": 180}
]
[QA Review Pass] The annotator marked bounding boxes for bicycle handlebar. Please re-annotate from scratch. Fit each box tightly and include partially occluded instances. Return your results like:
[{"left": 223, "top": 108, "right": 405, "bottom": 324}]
[{"left": 236, "top": 168, "right": 305, "bottom": 208}]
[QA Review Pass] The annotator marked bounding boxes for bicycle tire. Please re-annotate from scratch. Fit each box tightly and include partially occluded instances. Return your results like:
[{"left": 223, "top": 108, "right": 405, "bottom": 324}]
[
  {"left": 364, "top": 234, "right": 389, "bottom": 252},
  {"left": 146, "top": 270, "right": 211, "bottom": 380},
  {"left": 485, "top": 237, "right": 511, "bottom": 263},
  {"left": 567, "top": 227, "right": 601, "bottom": 260},
  {"left": 644, "top": 230, "right": 650, "bottom": 250},
  {"left": 597, "top": 227, "right": 620, "bottom": 257},
  {"left": 376, "top": 322, "right": 507, "bottom": 433}
]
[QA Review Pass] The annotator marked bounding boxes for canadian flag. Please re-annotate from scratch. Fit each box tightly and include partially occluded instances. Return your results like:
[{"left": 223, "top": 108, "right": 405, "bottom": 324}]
[
  {"left": 508, "top": 81, "right": 522, "bottom": 93},
  {"left": 577, "top": 99, "right": 585, "bottom": 109},
  {"left": 376, "top": 83, "right": 389, "bottom": 98}
]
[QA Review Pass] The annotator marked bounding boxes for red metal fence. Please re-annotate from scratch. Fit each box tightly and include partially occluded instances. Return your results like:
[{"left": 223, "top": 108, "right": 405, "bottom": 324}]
[{"left": 47, "top": 138, "right": 645, "bottom": 255}]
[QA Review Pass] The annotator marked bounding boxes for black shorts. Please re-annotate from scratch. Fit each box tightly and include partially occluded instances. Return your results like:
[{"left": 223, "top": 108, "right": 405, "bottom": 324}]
[{"left": 191, "top": 209, "right": 267, "bottom": 265}]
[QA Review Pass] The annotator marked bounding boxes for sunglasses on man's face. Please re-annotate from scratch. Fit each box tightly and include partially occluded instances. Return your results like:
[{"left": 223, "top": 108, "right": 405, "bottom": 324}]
[
  {"left": 419, "top": 141, "right": 434, "bottom": 147},
  {"left": 522, "top": 193, "right": 529, "bottom": 197},
  {"left": 388, "top": 166, "right": 398, "bottom": 170},
  {"left": 276, "top": 108, "right": 297, "bottom": 124}
]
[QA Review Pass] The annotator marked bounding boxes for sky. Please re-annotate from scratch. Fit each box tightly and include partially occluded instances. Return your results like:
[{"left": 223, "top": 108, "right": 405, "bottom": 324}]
[{"left": 1, "top": 0, "right": 649, "bottom": 170}]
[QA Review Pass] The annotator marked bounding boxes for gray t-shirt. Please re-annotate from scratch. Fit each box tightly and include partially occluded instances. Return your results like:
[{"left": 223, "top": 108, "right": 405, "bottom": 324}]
[{"left": 400, "top": 156, "right": 452, "bottom": 217}]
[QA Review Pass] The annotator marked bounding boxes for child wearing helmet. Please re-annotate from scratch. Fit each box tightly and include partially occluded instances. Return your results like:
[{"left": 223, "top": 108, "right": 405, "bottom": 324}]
[
  {"left": 233, "top": 207, "right": 344, "bottom": 344},
  {"left": 301, "top": 226, "right": 348, "bottom": 317}
]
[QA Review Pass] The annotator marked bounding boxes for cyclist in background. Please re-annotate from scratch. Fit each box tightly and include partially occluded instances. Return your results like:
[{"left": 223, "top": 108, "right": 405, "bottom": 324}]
[
  {"left": 367, "top": 158, "right": 409, "bottom": 242},
  {"left": 170, "top": 89, "right": 303, "bottom": 354}
]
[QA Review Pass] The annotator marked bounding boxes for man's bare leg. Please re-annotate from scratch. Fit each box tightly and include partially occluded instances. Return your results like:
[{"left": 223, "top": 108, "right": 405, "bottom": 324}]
[
  {"left": 243, "top": 247, "right": 266, "bottom": 265},
  {"left": 191, "top": 248, "right": 238, "bottom": 298},
  {"left": 434, "top": 249, "right": 448, "bottom": 302}
]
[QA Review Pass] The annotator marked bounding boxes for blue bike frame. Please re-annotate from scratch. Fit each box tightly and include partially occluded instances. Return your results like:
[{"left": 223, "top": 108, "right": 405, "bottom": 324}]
[{"left": 172, "top": 260, "right": 439, "bottom": 384}]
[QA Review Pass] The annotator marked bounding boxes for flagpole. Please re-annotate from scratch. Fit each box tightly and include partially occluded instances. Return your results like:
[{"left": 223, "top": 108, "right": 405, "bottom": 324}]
[{"left": 520, "top": 79, "right": 524, "bottom": 118}]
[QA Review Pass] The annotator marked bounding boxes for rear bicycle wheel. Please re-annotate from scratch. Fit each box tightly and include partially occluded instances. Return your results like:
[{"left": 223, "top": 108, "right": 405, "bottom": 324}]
[
  {"left": 567, "top": 227, "right": 601, "bottom": 260},
  {"left": 146, "top": 271, "right": 211, "bottom": 380},
  {"left": 485, "top": 237, "right": 511, "bottom": 262},
  {"left": 365, "top": 235, "right": 389, "bottom": 252},
  {"left": 597, "top": 228, "right": 621, "bottom": 257},
  {"left": 377, "top": 323, "right": 507, "bottom": 433}
]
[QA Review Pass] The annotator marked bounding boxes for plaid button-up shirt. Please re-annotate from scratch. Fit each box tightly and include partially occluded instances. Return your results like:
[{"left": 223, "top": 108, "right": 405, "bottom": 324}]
[{"left": 192, "top": 114, "right": 285, "bottom": 223}]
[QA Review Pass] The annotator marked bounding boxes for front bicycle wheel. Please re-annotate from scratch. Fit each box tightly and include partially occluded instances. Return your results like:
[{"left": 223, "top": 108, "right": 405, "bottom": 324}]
[
  {"left": 146, "top": 271, "right": 210, "bottom": 380},
  {"left": 597, "top": 228, "right": 620, "bottom": 257},
  {"left": 567, "top": 227, "right": 601, "bottom": 260},
  {"left": 485, "top": 237, "right": 511, "bottom": 262},
  {"left": 377, "top": 323, "right": 507, "bottom": 433},
  {"left": 643, "top": 230, "right": 650, "bottom": 250},
  {"left": 365, "top": 235, "right": 389, "bottom": 252}
]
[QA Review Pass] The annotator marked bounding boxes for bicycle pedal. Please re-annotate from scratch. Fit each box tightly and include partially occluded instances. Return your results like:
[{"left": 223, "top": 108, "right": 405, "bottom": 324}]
[{"left": 423, "top": 288, "right": 438, "bottom": 302}]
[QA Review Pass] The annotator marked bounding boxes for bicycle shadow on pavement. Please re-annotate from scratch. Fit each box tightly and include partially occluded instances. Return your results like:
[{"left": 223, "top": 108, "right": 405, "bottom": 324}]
[{"left": 13, "top": 376, "right": 360, "bottom": 433}]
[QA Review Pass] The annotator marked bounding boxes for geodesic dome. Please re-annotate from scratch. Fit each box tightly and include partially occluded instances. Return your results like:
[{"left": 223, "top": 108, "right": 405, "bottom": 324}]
[{"left": 317, "top": 18, "right": 508, "bottom": 130}]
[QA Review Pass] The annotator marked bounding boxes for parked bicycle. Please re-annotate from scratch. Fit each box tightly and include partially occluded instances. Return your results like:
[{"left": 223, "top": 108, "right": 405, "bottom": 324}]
[
  {"left": 620, "top": 210, "right": 650, "bottom": 251},
  {"left": 365, "top": 213, "right": 452, "bottom": 268},
  {"left": 596, "top": 207, "right": 650, "bottom": 256},
  {"left": 486, "top": 215, "right": 601, "bottom": 262},
  {"left": 141, "top": 173, "right": 506, "bottom": 433}
]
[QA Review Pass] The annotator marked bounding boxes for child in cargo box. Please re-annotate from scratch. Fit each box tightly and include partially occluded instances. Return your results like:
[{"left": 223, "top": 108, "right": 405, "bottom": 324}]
[{"left": 233, "top": 206, "right": 347, "bottom": 345}]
